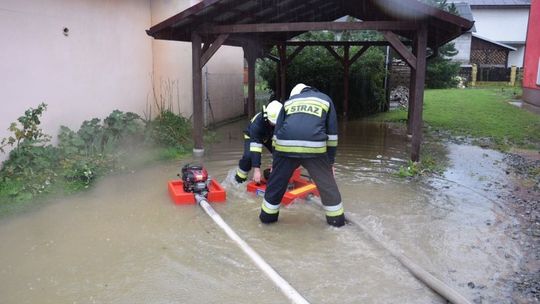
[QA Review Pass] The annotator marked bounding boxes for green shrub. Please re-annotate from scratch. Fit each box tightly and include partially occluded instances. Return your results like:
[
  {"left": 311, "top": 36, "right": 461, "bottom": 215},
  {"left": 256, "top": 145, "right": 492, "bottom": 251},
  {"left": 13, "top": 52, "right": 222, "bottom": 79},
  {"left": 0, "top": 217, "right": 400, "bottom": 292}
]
[
  {"left": 146, "top": 110, "right": 192, "bottom": 148},
  {"left": 258, "top": 31, "right": 386, "bottom": 118},
  {"left": 1, "top": 104, "right": 193, "bottom": 209},
  {"left": 426, "top": 55, "right": 461, "bottom": 89}
]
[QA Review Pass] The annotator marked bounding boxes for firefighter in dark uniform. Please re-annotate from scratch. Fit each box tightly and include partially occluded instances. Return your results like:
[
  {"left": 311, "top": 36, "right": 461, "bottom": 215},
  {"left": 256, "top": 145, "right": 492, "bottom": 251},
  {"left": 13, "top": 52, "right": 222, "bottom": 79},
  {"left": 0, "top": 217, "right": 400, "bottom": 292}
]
[
  {"left": 259, "top": 84, "right": 345, "bottom": 227},
  {"left": 235, "top": 100, "right": 283, "bottom": 183}
]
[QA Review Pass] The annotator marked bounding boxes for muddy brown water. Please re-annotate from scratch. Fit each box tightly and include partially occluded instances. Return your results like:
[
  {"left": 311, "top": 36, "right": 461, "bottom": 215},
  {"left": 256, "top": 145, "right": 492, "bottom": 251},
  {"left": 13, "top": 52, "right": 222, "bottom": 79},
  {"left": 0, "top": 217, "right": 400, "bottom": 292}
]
[{"left": 0, "top": 120, "right": 522, "bottom": 304}]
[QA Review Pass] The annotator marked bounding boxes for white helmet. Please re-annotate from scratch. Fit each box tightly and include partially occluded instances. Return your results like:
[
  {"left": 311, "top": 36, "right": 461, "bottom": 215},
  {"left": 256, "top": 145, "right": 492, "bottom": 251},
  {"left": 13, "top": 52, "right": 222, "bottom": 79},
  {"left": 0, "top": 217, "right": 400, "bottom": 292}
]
[
  {"left": 290, "top": 83, "right": 309, "bottom": 98},
  {"left": 264, "top": 100, "right": 282, "bottom": 125}
]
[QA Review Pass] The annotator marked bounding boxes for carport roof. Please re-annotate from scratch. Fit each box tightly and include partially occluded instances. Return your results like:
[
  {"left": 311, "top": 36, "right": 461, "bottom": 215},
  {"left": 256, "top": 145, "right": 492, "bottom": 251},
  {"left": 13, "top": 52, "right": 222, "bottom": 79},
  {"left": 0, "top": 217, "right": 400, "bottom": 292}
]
[{"left": 146, "top": 0, "right": 474, "bottom": 49}]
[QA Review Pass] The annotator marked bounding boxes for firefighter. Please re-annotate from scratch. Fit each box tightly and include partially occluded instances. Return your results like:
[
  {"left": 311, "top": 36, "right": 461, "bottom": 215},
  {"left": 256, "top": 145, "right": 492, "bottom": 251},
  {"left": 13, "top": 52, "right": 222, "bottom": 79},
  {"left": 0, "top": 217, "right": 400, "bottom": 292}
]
[
  {"left": 235, "top": 100, "right": 283, "bottom": 183},
  {"left": 259, "top": 84, "right": 345, "bottom": 227}
]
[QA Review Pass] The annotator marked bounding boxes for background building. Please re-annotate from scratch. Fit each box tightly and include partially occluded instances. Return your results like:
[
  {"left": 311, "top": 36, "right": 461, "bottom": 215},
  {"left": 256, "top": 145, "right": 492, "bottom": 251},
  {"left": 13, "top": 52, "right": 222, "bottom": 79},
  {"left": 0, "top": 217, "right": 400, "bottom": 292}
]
[
  {"left": 522, "top": 0, "right": 540, "bottom": 109},
  {"left": 451, "top": 0, "right": 530, "bottom": 70}
]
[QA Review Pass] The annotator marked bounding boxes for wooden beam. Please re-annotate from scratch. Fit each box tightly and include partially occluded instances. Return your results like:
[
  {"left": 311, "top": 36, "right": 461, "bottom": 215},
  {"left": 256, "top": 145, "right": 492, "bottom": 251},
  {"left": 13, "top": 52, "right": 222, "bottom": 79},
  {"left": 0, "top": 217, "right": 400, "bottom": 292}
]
[
  {"left": 343, "top": 45, "right": 350, "bottom": 118},
  {"left": 410, "top": 24, "right": 428, "bottom": 162},
  {"left": 383, "top": 31, "right": 417, "bottom": 68},
  {"left": 200, "top": 34, "right": 229, "bottom": 68},
  {"left": 265, "top": 53, "right": 280, "bottom": 62},
  {"left": 349, "top": 46, "right": 370, "bottom": 65},
  {"left": 191, "top": 32, "right": 204, "bottom": 153},
  {"left": 286, "top": 45, "right": 305, "bottom": 64},
  {"left": 201, "top": 41, "right": 210, "bottom": 55},
  {"left": 245, "top": 46, "right": 257, "bottom": 119},
  {"left": 203, "top": 21, "right": 418, "bottom": 34},
  {"left": 407, "top": 35, "right": 417, "bottom": 135},
  {"left": 275, "top": 41, "right": 397, "bottom": 47},
  {"left": 324, "top": 45, "right": 344, "bottom": 66},
  {"left": 278, "top": 45, "right": 287, "bottom": 101}
]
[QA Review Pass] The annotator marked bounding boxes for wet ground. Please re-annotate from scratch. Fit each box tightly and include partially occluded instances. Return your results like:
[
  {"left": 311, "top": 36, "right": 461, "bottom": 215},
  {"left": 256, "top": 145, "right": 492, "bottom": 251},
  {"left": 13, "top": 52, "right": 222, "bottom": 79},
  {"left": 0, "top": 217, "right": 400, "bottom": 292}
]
[{"left": 0, "top": 119, "right": 538, "bottom": 304}]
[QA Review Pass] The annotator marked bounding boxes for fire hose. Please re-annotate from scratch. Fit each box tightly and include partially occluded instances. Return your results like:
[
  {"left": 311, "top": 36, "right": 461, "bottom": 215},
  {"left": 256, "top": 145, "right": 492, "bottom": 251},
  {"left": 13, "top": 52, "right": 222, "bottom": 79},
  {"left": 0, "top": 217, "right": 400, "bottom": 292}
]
[
  {"left": 195, "top": 194, "right": 311, "bottom": 304},
  {"left": 307, "top": 196, "right": 472, "bottom": 304}
]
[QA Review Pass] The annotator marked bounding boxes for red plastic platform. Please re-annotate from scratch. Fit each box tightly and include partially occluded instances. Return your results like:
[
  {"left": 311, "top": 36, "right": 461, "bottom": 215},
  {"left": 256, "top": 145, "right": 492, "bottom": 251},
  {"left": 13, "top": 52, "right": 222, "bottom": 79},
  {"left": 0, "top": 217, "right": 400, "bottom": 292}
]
[
  {"left": 246, "top": 168, "right": 319, "bottom": 205},
  {"left": 168, "top": 179, "right": 226, "bottom": 205}
]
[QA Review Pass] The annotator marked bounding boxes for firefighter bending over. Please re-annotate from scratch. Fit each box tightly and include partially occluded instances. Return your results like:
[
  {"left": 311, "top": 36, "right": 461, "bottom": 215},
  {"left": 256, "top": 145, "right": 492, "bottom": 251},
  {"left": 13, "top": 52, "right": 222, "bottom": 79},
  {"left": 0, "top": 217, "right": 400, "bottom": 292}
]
[
  {"left": 259, "top": 84, "right": 345, "bottom": 227},
  {"left": 235, "top": 100, "right": 283, "bottom": 184}
]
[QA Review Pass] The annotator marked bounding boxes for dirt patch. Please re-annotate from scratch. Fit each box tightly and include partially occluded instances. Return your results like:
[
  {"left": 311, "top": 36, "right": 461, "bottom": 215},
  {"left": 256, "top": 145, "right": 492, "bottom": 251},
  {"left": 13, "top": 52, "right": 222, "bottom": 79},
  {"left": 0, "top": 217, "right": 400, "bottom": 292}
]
[{"left": 502, "top": 152, "right": 540, "bottom": 303}]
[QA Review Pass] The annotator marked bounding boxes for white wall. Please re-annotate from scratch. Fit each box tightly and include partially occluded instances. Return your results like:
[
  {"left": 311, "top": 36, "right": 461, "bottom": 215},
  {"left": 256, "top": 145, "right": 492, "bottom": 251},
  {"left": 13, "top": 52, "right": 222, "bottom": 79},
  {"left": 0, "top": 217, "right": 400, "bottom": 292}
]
[
  {"left": 472, "top": 8, "right": 529, "bottom": 67},
  {"left": 472, "top": 8, "right": 529, "bottom": 43},
  {"left": 452, "top": 32, "right": 472, "bottom": 66},
  {"left": 508, "top": 45, "right": 526, "bottom": 67},
  {"left": 1, "top": 0, "right": 245, "bottom": 163},
  {"left": 0, "top": 0, "right": 153, "bottom": 156},
  {"left": 150, "top": 0, "right": 244, "bottom": 124}
]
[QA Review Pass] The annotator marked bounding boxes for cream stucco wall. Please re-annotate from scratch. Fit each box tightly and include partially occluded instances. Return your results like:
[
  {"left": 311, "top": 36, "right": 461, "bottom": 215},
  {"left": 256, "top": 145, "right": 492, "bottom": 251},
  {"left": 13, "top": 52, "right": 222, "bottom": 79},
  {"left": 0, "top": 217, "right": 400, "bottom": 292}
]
[
  {"left": 1, "top": 0, "right": 244, "bottom": 162},
  {"left": 150, "top": 0, "right": 244, "bottom": 125},
  {"left": 0, "top": 0, "right": 154, "bottom": 160}
]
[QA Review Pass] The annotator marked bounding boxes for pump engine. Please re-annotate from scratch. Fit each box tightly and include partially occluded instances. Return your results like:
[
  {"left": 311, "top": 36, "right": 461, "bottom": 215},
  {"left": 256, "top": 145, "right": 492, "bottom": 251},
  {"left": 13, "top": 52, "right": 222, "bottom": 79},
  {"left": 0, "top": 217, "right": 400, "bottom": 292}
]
[{"left": 180, "top": 164, "right": 209, "bottom": 195}]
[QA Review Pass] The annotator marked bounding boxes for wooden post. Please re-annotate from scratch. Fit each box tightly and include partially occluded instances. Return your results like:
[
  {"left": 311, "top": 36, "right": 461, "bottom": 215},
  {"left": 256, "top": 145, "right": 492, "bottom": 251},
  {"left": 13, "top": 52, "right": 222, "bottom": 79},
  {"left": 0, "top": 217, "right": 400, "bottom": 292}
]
[
  {"left": 245, "top": 46, "right": 257, "bottom": 119},
  {"left": 276, "top": 63, "right": 281, "bottom": 100},
  {"left": 279, "top": 45, "right": 287, "bottom": 101},
  {"left": 471, "top": 63, "right": 477, "bottom": 87},
  {"left": 343, "top": 45, "right": 350, "bottom": 118},
  {"left": 410, "top": 24, "right": 427, "bottom": 162},
  {"left": 191, "top": 32, "right": 204, "bottom": 156},
  {"left": 510, "top": 65, "right": 517, "bottom": 86},
  {"left": 407, "top": 38, "right": 417, "bottom": 135}
]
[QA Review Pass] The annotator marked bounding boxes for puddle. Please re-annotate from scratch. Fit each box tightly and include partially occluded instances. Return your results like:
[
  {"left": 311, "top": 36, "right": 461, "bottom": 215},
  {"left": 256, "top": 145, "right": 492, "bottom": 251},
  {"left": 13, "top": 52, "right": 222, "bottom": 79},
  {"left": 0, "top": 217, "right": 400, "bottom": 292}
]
[{"left": 0, "top": 119, "right": 524, "bottom": 303}]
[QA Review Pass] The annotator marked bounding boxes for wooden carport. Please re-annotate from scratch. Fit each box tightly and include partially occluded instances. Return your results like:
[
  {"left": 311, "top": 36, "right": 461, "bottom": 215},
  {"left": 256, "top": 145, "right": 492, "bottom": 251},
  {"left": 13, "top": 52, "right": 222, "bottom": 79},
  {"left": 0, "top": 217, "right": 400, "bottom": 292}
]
[{"left": 146, "top": 0, "right": 473, "bottom": 161}]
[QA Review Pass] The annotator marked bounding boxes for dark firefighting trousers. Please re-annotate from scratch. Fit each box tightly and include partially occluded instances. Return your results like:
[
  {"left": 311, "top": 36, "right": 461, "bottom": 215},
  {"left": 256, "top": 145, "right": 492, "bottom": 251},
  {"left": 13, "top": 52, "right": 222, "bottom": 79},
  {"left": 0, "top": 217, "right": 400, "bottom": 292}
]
[
  {"left": 260, "top": 154, "right": 345, "bottom": 227},
  {"left": 235, "top": 138, "right": 273, "bottom": 183}
]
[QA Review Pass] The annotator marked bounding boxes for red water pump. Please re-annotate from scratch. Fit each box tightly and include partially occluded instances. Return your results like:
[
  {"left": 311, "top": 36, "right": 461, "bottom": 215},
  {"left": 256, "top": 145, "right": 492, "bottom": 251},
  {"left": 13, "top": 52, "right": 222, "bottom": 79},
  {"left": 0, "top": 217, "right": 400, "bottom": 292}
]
[{"left": 180, "top": 164, "right": 209, "bottom": 194}]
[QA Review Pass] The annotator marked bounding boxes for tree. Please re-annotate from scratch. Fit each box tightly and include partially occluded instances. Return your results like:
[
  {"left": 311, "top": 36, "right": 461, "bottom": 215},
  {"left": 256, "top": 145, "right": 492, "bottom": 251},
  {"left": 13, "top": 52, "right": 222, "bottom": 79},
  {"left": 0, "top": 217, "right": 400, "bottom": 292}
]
[{"left": 422, "top": 0, "right": 462, "bottom": 88}]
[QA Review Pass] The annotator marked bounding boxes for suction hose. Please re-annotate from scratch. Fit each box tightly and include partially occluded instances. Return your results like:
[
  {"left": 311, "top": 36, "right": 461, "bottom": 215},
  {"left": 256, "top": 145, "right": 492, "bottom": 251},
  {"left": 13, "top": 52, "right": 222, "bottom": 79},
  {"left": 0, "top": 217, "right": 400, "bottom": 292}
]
[
  {"left": 195, "top": 194, "right": 310, "bottom": 304},
  {"left": 308, "top": 197, "right": 472, "bottom": 304}
]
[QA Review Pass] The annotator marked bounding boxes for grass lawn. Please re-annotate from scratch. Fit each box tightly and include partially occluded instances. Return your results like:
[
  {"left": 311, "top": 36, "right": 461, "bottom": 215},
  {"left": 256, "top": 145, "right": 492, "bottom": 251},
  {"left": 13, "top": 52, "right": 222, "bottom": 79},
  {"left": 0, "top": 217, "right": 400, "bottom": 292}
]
[{"left": 374, "top": 87, "right": 540, "bottom": 150}]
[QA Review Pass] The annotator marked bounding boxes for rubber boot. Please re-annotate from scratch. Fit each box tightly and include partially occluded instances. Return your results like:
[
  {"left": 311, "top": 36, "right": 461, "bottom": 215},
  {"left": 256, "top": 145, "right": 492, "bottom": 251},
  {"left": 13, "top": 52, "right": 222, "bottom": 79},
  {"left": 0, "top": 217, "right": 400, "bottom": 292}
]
[
  {"left": 234, "top": 173, "right": 247, "bottom": 183},
  {"left": 259, "top": 209, "right": 279, "bottom": 224},
  {"left": 326, "top": 213, "right": 345, "bottom": 227}
]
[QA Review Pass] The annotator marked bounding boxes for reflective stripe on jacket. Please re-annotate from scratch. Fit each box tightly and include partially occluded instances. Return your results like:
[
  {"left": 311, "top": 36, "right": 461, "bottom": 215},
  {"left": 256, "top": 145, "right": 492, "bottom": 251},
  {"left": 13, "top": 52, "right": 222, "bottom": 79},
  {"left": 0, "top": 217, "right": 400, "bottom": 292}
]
[
  {"left": 244, "top": 112, "right": 274, "bottom": 167},
  {"left": 273, "top": 88, "right": 338, "bottom": 163}
]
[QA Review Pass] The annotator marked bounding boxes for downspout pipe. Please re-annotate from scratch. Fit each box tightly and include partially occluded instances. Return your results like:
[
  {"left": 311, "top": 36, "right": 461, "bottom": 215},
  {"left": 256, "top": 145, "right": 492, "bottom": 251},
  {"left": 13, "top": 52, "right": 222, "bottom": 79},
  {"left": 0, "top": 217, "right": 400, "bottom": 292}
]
[
  {"left": 308, "top": 198, "right": 472, "bottom": 304},
  {"left": 195, "top": 195, "right": 310, "bottom": 304}
]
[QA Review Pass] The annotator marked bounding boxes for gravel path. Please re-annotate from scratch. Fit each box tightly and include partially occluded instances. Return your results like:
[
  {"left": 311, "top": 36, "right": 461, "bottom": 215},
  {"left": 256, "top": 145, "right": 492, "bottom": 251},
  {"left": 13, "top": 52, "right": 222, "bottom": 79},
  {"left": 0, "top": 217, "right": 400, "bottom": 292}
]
[{"left": 502, "top": 152, "right": 540, "bottom": 303}]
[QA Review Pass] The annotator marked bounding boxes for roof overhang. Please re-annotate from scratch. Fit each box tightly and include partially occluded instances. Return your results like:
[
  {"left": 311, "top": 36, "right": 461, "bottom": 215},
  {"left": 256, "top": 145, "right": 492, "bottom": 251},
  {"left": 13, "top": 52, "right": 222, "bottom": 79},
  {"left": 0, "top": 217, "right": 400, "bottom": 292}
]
[
  {"left": 146, "top": 0, "right": 474, "bottom": 50},
  {"left": 472, "top": 33, "right": 517, "bottom": 50}
]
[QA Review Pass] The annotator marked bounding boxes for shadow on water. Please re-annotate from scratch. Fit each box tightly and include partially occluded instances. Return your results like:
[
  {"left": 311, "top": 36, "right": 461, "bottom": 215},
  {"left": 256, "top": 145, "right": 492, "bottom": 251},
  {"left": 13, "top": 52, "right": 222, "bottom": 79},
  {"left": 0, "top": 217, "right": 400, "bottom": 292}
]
[{"left": 0, "top": 119, "right": 522, "bottom": 304}]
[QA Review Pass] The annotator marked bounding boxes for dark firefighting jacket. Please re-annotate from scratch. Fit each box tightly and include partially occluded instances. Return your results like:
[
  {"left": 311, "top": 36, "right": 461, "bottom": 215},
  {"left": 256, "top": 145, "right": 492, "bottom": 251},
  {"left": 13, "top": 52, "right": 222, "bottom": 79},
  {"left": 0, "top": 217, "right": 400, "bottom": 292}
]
[
  {"left": 244, "top": 112, "right": 274, "bottom": 168},
  {"left": 273, "top": 87, "right": 338, "bottom": 164}
]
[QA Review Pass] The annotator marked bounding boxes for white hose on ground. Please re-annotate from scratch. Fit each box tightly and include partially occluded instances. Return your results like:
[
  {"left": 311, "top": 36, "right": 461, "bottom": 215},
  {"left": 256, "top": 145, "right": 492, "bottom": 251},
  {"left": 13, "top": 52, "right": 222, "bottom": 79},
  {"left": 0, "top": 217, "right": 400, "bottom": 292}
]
[
  {"left": 196, "top": 195, "right": 310, "bottom": 304},
  {"left": 308, "top": 197, "right": 472, "bottom": 304}
]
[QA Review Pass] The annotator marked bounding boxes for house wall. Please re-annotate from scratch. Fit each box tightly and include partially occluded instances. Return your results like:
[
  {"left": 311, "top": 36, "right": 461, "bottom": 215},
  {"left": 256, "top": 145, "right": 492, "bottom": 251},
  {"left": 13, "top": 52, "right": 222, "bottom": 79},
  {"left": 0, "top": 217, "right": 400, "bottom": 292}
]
[
  {"left": 453, "top": 33, "right": 472, "bottom": 66},
  {"left": 0, "top": 0, "right": 153, "bottom": 160},
  {"left": 522, "top": 0, "right": 540, "bottom": 106},
  {"left": 1, "top": 0, "right": 245, "bottom": 162},
  {"left": 150, "top": 0, "right": 244, "bottom": 125},
  {"left": 508, "top": 45, "right": 526, "bottom": 67},
  {"left": 471, "top": 7, "right": 529, "bottom": 67},
  {"left": 472, "top": 8, "right": 529, "bottom": 43}
]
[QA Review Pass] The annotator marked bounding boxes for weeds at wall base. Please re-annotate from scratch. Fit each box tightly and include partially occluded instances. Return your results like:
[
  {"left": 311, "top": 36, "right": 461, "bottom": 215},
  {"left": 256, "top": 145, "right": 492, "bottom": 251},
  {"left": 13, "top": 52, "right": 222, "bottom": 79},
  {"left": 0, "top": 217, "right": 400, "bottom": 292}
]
[{"left": 0, "top": 105, "right": 195, "bottom": 218}]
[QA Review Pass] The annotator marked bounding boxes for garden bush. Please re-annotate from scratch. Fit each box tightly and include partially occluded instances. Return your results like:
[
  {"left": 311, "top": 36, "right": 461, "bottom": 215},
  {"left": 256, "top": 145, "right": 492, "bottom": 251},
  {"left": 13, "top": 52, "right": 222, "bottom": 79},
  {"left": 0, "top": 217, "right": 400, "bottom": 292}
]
[
  {"left": 258, "top": 31, "right": 386, "bottom": 118},
  {"left": 0, "top": 104, "right": 192, "bottom": 207}
]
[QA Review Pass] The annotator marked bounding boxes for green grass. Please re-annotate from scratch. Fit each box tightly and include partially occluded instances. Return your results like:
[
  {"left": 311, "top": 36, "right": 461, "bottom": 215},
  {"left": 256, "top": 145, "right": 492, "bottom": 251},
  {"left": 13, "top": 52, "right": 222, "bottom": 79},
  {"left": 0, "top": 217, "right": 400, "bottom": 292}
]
[{"left": 375, "top": 87, "right": 540, "bottom": 150}]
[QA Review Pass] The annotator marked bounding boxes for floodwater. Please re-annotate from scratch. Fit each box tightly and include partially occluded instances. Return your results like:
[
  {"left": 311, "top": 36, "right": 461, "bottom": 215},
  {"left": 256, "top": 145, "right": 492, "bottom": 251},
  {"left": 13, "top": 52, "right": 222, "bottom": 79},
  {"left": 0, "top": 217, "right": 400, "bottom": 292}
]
[{"left": 0, "top": 120, "right": 522, "bottom": 304}]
